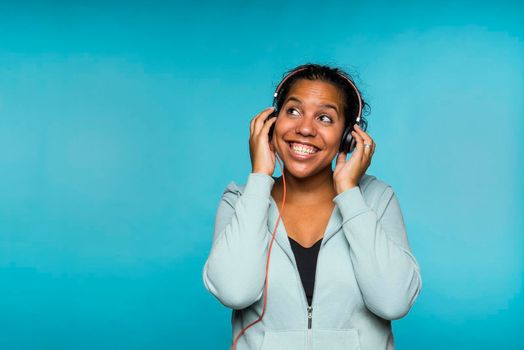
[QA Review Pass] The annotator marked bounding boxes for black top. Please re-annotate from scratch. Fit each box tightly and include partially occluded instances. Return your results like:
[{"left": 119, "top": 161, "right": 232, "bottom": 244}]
[{"left": 288, "top": 236, "right": 322, "bottom": 306}]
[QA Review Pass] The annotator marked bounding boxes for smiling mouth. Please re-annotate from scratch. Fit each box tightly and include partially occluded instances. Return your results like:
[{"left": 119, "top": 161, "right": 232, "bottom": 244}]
[{"left": 287, "top": 142, "right": 320, "bottom": 156}]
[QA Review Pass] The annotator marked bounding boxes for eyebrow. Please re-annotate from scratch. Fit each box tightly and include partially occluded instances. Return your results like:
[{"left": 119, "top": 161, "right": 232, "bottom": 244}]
[{"left": 285, "top": 96, "right": 340, "bottom": 115}]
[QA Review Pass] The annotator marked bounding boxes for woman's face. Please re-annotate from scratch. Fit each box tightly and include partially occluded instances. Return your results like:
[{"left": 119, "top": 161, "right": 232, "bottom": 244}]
[{"left": 272, "top": 78, "right": 346, "bottom": 178}]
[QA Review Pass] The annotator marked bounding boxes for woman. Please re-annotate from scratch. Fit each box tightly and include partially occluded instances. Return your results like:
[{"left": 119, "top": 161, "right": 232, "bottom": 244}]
[{"left": 203, "top": 63, "right": 423, "bottom": 350}]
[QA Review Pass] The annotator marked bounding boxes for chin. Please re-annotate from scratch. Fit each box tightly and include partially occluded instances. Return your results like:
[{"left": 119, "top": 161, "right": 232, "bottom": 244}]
[
  {"left": 291, "top": 163, "right": 330, "bottom": 178},
  {"left": 283, "top": 166, "right": 311, "bottom": 179}
]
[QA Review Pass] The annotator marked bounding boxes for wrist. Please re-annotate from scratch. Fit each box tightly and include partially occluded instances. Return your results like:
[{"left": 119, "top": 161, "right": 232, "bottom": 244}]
[
  {"left": 252, "top": 168, "right": 272, "bottom": 176},
  {"left": 335, "top": 183, "right": 358, "bottom": 195}
]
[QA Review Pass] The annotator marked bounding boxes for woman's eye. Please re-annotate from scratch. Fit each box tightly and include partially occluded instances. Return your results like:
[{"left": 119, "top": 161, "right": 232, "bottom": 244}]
[
  {"left": 286, "top": 107, "right": 300, "bottom": 116},
  {"left": 319, "top": 115, "right": 333, "bottom": 123},
  {"left": 285, "top": 108, "right": 333, "bottom": 123}
]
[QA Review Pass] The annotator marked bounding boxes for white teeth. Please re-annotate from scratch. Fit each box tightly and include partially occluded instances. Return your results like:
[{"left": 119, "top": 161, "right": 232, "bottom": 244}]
[{"left": 291, "top": 143, "right": 318, "bottom": 155}]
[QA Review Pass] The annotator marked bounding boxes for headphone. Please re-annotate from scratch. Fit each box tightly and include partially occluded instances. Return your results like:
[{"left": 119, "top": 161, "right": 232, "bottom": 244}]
[
  {"left": 230, "top": 67, "right": 364, "bottom": 350},
  {"left": 270, "top": 66, "right": 364, "bottom": 154}
]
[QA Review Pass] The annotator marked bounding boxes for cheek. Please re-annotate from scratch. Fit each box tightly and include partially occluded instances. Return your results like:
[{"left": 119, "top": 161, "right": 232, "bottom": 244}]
[
  {"left": 274, "top": 121, "right": 294, "bottom": 155},
  {"left": 323, "top": 129, "right": 345, "bottom": 155},
  {"left": 335, "top": 125, "right": 346, "bottom": 142},
  {"left": 324, "top": 128, "right": 344, "bottom": 144},
  {"left": 273, "top": 119, "right": 289, "bottom": 140}
]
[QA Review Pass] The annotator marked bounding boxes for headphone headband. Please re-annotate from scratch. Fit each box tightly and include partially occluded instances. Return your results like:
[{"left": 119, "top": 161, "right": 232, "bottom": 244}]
[{"left": 273, "top": 67, "right": 362, "bottom": 123}]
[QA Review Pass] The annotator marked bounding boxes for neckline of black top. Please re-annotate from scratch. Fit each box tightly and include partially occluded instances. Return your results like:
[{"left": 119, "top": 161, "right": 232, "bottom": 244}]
[{"left": 288, "top": 236, "right": 323, "bottom": 249}]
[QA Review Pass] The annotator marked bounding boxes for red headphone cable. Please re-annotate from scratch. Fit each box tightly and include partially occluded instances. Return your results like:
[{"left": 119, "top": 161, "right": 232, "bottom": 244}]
[{"left": 230, "top": 155, "right": 286, "bottom": 350}]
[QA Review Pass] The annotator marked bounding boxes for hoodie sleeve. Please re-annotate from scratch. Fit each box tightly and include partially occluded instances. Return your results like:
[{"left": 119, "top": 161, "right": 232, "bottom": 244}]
[
  {"left": 202, "top": 173, "right": 275, "bottom": 310},
  {"left": 333, "top": 184, "right": 423, "bottom": 320}
]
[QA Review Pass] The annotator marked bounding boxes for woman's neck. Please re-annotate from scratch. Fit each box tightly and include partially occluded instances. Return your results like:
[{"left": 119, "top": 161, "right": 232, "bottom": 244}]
[{"left": 272, "top": 167, "right": 336, "bottom": 206}]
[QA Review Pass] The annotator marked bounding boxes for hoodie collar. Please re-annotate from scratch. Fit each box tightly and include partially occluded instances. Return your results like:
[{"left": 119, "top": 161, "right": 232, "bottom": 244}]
[{"left": 266, "top": 194, "right": 343, "bottom": 263}]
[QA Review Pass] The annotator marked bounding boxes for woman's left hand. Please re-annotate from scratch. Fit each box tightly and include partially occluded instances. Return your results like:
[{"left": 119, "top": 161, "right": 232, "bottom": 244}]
[{"left": 333, "top": 124, "right": 376, "bottom": 195}]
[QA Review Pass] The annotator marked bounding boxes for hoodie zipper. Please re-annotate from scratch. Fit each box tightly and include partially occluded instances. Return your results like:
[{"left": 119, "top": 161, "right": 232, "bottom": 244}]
[
  {"left": 294, "top": 242, "right": 321, "bottom": 350},
  {"left": 307, "top": 305, "right": 313, "bottom": 350},
  {"left": 307, "top": 245, "right": 320, "bottom": 350},
  {"left": 309, "top": 239, "right": 321, "bottom": 324},
  {"left": 290, "top": 250, "right": 313, "bottom": 349}
]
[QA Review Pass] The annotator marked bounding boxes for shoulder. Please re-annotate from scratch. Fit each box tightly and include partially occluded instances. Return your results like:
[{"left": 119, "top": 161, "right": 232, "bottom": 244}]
[
  {"left": 219, "top": 173, "right": 275, "bottom": 206},
  {"left": 222, "top": 174, "right": 277, "bottom": 196},
  {"left": 221, "top": 173, "right": 395, "bottom": 207},
  {"left": 225, "top": 173, "right": 392, "bottom": 195},
  {"left": 219, "top": 180, "right": 244, "bottom": 208},
  {"left": 223, "top": 180, "right": 244, "bottom": 196},
  {"left": 358, "top": 173, "right": 396, "bottom": 211},
  {"left": 359, "top": 173, "right": 391, "bottom": 194}
]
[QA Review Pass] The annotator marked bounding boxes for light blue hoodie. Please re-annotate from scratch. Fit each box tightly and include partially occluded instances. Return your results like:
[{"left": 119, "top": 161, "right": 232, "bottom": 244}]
[{"left": 203, "top": 172, "right": 422, "bottom": 349}]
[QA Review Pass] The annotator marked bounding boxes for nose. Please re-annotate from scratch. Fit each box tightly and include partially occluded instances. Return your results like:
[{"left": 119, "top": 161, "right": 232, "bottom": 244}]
[{"left": 295, "top": 115, "right": 317, "bottom": 137}]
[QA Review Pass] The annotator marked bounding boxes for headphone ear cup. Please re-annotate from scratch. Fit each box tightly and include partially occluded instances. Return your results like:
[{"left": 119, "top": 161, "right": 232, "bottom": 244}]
[
  {"left": 348, "top": 136, "right": 357, "bottom": 153},
  {"left": 339, "top": 126, "right": 353, "bottom": 154},
  {"left": 339, "top": 124, "right": 360, "bottom": 154}
]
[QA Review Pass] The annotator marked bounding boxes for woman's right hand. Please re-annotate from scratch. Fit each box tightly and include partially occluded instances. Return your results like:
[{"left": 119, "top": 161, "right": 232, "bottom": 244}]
[{"left": 249, "top": 106, "right": 277, "bottom": 176}]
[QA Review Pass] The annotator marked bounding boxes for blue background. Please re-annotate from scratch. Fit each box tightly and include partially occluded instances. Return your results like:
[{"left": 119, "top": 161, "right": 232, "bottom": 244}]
[{"left": 0, "top": 1, "right": 522, "bottom": 349}]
